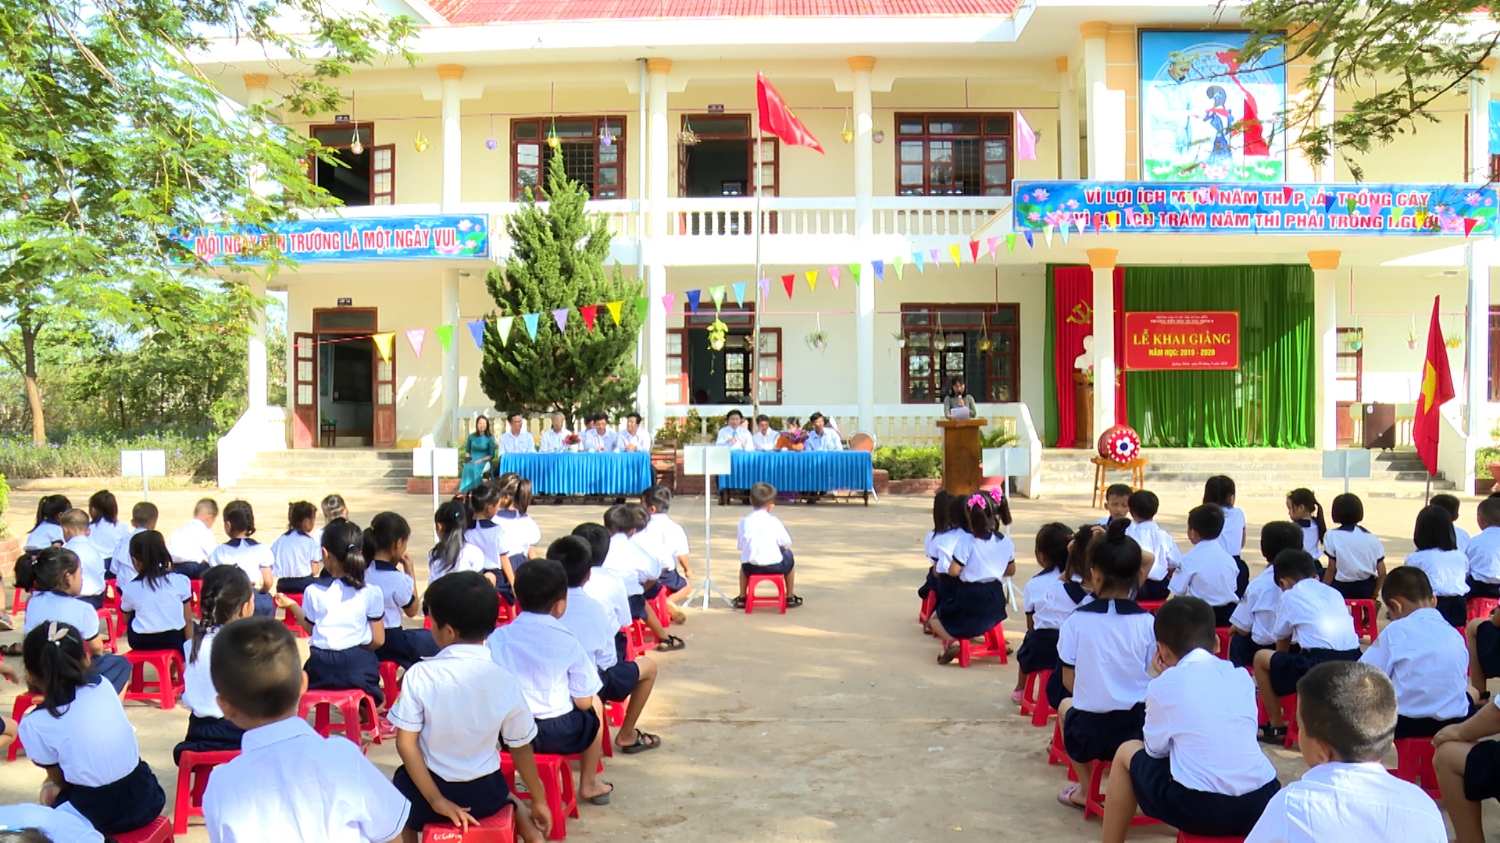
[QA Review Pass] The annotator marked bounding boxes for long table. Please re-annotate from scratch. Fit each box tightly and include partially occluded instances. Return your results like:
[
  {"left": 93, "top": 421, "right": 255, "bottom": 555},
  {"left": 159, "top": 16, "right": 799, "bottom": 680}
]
[
  {"left": 718, "top": 451, "right": 876, "bottom": 503},
  {"left": 497, "top": 452, "right": 654, "bottom": 496}
]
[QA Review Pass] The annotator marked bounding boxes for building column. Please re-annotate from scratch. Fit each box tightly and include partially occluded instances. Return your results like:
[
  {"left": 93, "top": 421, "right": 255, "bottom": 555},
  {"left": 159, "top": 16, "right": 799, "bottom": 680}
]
[
  {"left": 1088, "top": 248, "right": 1117, "bottom": 439},
  {"left": 1470, "top": 63, "right": 1493, "bottom": 467},
  {"left": 1056, "top": 57, "right": 1080, "bottom": 180},
  {"left": 438, "top": 65, "right": 465, "bottom": 212},
  {"left": 1309, "top": 250, "right": 1340, "bottom": 450},
  {"left": 645, "top": 58, "right": 672, "bottom": 427},
  {"left": 1080, "top": 22, "right": 1108, "bottom": 179},
  {"left": 244, "top": 74, "right": 270, "bottom": 410},
  {"left": 850, "top": 56, "right": 877, "bottom": 430},
  {"left": 441, "top": 268, "right": 461, "bottom": 444}
]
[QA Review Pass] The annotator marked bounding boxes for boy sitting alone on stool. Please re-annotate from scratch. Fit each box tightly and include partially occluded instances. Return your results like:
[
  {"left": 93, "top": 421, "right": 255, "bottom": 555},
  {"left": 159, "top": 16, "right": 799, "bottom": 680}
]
[
  {"left": 734, "top": 482, "right": 800, "bottom": 609},
  {"left": 1246, "top": 662, "right": 1446, "bottom": 842},
  {"left": 1359, "top": 566, "right": 1474, "bottom": 741},
  {"left": 1101, "top": 597, "right": 1280, "bottom": 842}
]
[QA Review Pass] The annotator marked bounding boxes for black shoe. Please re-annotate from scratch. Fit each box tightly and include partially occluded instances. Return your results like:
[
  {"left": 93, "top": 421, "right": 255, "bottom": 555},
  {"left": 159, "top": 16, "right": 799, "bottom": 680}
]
[{"left": 1257, "top": 724, "right": 1288, "bottom": 745}]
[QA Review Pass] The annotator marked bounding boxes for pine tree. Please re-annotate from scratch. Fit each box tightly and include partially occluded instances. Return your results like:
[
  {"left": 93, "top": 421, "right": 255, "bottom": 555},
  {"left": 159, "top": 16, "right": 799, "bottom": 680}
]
[{"left": 478, "top": 153, "right": 643, "bottom": 427}]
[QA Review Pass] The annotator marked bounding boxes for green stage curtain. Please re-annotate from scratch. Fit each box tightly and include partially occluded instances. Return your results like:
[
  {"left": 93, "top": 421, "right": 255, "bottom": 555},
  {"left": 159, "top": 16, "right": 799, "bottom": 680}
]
[
  {"left": 1122, "top": 265, "right": 1314, "bottom": 448},
  {"left": 1043, "top": 271, "right": 1058, "bottom": 446}
]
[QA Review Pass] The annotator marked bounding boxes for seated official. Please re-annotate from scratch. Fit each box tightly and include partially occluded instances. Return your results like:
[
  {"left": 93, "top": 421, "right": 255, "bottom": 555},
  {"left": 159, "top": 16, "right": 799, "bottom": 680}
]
[
  {"left": 580, "top": 414, "right": 618, "bottom": 453},
  {"left": 805, "top": 413, "right": 843, "bottom": 452}
]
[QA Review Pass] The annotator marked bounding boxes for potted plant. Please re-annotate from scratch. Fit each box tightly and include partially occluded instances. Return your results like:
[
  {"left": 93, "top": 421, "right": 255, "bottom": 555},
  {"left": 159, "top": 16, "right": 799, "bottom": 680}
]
[
  {"left": 1407, "top": 317, "right": 1419, "bottom": 350},
  {"left": 978, "top": 429, "right": 1019, "bottom": 489},
  {"left": 804, "top": 329, "right": 829, "bottom": 352},
  {"left": 1447, "top": 332, "right": 1463, "bottom": 349},
  {"left": 892, "top": 330, "right": 906, "bottom": 349}
]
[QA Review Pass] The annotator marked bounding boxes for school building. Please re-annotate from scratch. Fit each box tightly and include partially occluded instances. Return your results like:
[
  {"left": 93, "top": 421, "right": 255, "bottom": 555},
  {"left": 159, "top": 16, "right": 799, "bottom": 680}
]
[{"left": 195, "top": 1, "right": 1500, "bottom": 493}]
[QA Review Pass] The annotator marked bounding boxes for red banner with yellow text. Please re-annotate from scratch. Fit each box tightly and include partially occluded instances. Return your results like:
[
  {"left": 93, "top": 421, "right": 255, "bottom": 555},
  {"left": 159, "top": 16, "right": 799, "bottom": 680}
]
[{"left": 1123, "top": 312, "right": 1240, "bottom": 371}]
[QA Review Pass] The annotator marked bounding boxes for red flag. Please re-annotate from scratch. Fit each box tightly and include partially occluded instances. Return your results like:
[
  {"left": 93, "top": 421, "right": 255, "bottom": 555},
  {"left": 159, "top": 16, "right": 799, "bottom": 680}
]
[
  {"left": 1413, "top": 295, "right": 1456, "bottom": 475},
  {"left": 781, "top": 273, "right": 796, "bottom": 298},
  {"left": 756, "top": 73, "right": 823, "bottom": 153},
  {"left": 579, "top": 305, "right": 598, "bottom": 332}
]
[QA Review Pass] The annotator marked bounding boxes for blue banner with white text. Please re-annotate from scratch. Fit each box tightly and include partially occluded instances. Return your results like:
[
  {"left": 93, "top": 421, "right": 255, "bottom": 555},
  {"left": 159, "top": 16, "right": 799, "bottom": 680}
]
[{"left": 181, "top": 214, "right": 489, "bottom": 263}]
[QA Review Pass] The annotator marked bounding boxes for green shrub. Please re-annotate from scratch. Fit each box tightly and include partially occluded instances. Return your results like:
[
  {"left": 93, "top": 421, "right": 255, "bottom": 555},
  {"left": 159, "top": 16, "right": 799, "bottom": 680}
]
[
  {"left": 0, "top": 432, "right": 217, "bottom": 479},
  {"left": 1479, "top": 446, "right": 1500, "bottom": 480},
  {"left": 873, "top": 445, "right": 943, "bottom": 481}
]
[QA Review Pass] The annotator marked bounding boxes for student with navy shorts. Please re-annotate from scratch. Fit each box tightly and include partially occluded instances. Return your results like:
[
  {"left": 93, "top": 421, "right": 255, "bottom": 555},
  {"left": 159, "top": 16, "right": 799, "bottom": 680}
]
[
  {"left": 59, "top": 509, "right": 106, "bottom": 610},
  {"left": 1286, "top": 488, "right": 1327, "bottom": 571},
  {"left": 1014, "top": 522, "right": 1072, "bottom": 704},
  {"left": 1322, "top": 493, "right": 1386, "bottom": 600},
  {"left": 206, "top": 500, "right": 275, "bottom": 617},
  {"left": 495, "top": 474, "right": 542, "bottom": 572},
  {"left": 464, "top": 483, "right": 514, "bottom": 605},
  {"left": 574, "top": 522, "right": 634, "bottom": 666},
  {"left": 918, "top": 490, "right": 954, "bottom": 605},
  {"left": 270, "top": 501, "right": 322, "bottom": 594},
  {"left": 1360, "top": 567, "right": 1475, "bottom": 739},
  {"left": 927, "top": 495, "right": 970, "bottom": 611},
  {"left": 1228, "top": 521, "right": 1304, "bottom": 669},
  {"left": 603, "top": 503, "right": 675, "bottom": 651},
  {"left": 932, "top": 493, "right": 1015, "bottom": 665},
  {"left": 13, "top": 548, "right": 130, "bottom": 693},
  {"left": 735, "top": 482, "right": 801, "bottom": 610},
  {"left": 637, "top": 485, "right": 692, "bottom": 610},
  {"left": 1405, "top": 505, "right": 1470, "bottom": 627},
  {"left": 116, "top": 530, "right": 192, "bottom": 652},
  {"left": 364, "top": 512, "right": 439, "bottom": 670},
  {"left": 1125, "top": 491, "right": 1178, "bottom": 601},
  {"left": 165, "top": 498, "right": 218, "bottom": 580},
  {"left": 1169, "top": 504, "right": 1240, "bottom": 627},
  {"left": 174, "top": 566, "right": 255, "bottom": 763},
  {"left": 1100, "top": 597, "right": 1280, "bottom": 842},
  {"left": 86, "top": 490, "right": 126, "bottom": 578},
  {"left": 1043, "top": 524, "right": 1097, "bottom": 711},
  {"left": 1466, "top": 495, "right": 1500, "bottom": 603}
]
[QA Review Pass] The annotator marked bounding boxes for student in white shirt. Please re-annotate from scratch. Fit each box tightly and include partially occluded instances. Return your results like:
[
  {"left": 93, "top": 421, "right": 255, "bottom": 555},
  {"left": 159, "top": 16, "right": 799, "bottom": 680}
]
[
  {"left": 390, "top": 571, "right": 552, "bottom": 843},
  {"left": 0, "top": 803, "right": 105, "bottom": 843},
  {"left": 23, "top": 494, "right": 70, "bottom": 551},
  {"left": 364, "top": 512, "right": 439, "bottom": 670},
  {"left": 580, "top": 413, "right": 618, "bottom": 453},
  {"left": 277, "top": 521, "right": 387, "bottom": 708},
  {"left": 1229, "top": 522, "right": 1304, "bottom": 669},
  {"left": 1285, "top": 488, "right": 1327, "bottom": 567},
  {"left": 166, "top": 498, "right": 219, "bottom": 579},
  {"left": 804, "top": 412, "right": 843, "bottom": 451},
  {"left": 919, "top": 490, "right": 954, "bottom": 608},
  {"left": 714, "top": 409, "right": 754, "bottom": 450},
  {"left": 85, "top": 490, "right": 126, "bottom": 574},
  {"left": 735, "top": 482, "right": 800, "bottom": 609},
  {"left": 573, "top": 524, "right": 634, "bottom": 662},
  {"left": 614, "top": 411, "right": 652, "bottom": 453},
  {"left": 495, "top": 475, "right": 543, "bottom": 569},
  {"left": 174, "top": 566, "right": 254, "bottom": 764},
  {"left": 1041, "top": 525, "right": 1100, "bottom": 711},
  {"left": 427, "top": 500, "right": 486, "bottom": 585},
  {"left": 1435, "top": 680, "right": 1500, "bottom": 843},
  {"left": 637, "top": 485, "right": 692, "bottom": 613},
  {"left": 499, "top": 411, "right": 536, "bottom": 454},
  {"left": 1100, "top": 597, "right": 1280, "bottom": 842},
  {"left": 1431, "top": 492, "right": 1472, "bottom": 552},
  {"left": 1321, "top": 493, "right": 1385, "bottom": 600},
  {"left": 1203, "top": 475, "right": 1248, "bottom": 597},
  {"left": 315, "top": 493, "right": 350, "bottom": 548},
  {"left": 1013, "top": 523, "right": 1072, "bottom": 704},
  {"left": 926, "top": 496, "right": 970, "bottom": 617},
  {"left": 207, "top": 501, "right": 275, "bottom": 617},
  {"left": 1251, "top": 550, "right": 1363, "bottom": 745},
  {"left": 486, "top": 560, "right": 614, "bottom": 806},
  {"left": 1360, "top": 567, "right": 1474, "bottom": 741},
  {"left": 553, "top": 537, "right": 660, "bottom": 755},
  {"left": 1056, "top": 519, "right": 1156, "bottom": 810},
  {"left": 57, "top": 510, "right": 105, "bottom": 610},
  {"left": 117, "top": 531, "right": 192, "bottom": 653},
  {"left": 109, "top": 502, "right": 157, "bottom": 585},
  {"left": 1097, "top": 484, "right": 1131, "bottom": 528},
  {"left": 1246, "top": 662, "right": 1445, "bottom": 843},
  {"left": 464, "top": 483, "right": 516, "bottom": 605},
  {"left": 1466, "top": 495, "right": 1500, "bottom": 600},
  {"left": 751, "top": 414, "right": 780, "bottom": 451},
  {"left": 11, "top": 549, "right": 130, "bottom": 693},
  {"left": 539, "top": 411, "right": 573, "bottom": 453},
  {"left": 605, "top": 504, "right": 682, "bottom": 650},
  {"left": 269, "top": 501, "right": 322, "bottom": 594},
  {"left": 1124, "top": 490, "right": 1178, "bottom": 601},
  {"left": 201, "top": 616, "right": 411, "bottom": 842},
  {"left": 933, "top": 494, "right": 1015, "bottom": 664},
  {"left": 1407, "top": 504, "right": 1470, "bottom": 626},
  {"left": 1169, "top": 504, "right": 1240, "bottom": 627},
  {"left": 19, "top": 621, "right": 166, "bottom": 835}
]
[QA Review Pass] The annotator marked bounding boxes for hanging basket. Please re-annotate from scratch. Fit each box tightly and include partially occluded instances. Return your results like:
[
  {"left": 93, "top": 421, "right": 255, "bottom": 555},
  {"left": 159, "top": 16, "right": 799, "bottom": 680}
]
[{"left": 707, "top": 319, "right": 728, "bottom": 351}]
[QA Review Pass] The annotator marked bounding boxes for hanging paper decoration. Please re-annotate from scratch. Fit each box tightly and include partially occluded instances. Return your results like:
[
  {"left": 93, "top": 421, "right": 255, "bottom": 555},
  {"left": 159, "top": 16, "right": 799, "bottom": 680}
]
[
  {"left": 662, "top": 292, "right": 676, "bottom": 314},
  {"left": 732, "top": 282, "right": 746, "bottom": 306},
  {"left": 828, "top": 266, "right": 841, "bottom": 289},
  {"left": 1059, "top": 226, "right": 1070, "bottom": 245},
  {"left": 985, "top": 237, "right": 999, "bottom": 258},
  {"left": 434, "top": 325, "right": 454, "bottom": 353},
  {"left": 848, "top": 263, "right": 861, "bottom": 284},
  {"left": 1415, "top": 208, "right": 1429, "bottom": 228},
  {"left": 1465, "top": 217, "right": 1480, "bottom": 236},
  {"left": 805, "top": 270, "right": 818, "bottom": 292},
  {"left": 1023, "top": 230, "right": 1034, "bottom": 249},
  {"left": 496, "top": 316, "right": 515, "bottom": 346},
  {"left": 466, "top": 320, "right": 486, "bottom": 350},
  {"left": 1346, "top": 197, "right": 1357, "bottom": 214},
  {"left": 373, "top": 332, "right": 395, "bottom": 362},
  {"left": 521, "top": 313, "right": 540, "bottom": 340},
  {"left": 758, "top": 277, "right": 772, "bottom": 299},
  {"left": 947, "top": 244, "right": 962, "bottom": 266},
  {"left": 1390, "top": 206, "right": 1403, "bottom": 223},
  {"left": 1044, "top": 225, "right": 1054, "bottom": 248},
  {"left": 871, "top": 259, "right": 885, "bottom": 282},
  {"left": 551, "top": 308, "right": 569, "bottom": 333},
  {"left": 634, "top": 297, "right": 648, "bottom": 321},
  {"left": 405, "top": 328, "right": 426, "bottom": 358},
  {"left": 606, "top": 301, "right": 623, "bottom": 325},
  {"left": 781, "top": 274, "right": 795, "bottom": 298},
  {"left": 1321, "top": 194, "right": 1336, "bottom": 212},
  {"left": 968, "top": 241, "right": 981, "bottom": 262},
  {"left": 912, "top": 251, "right": 925, "bottom": 272},
  {"left": 1074, "top": 217, "right": 1086, "bottom": 235},
  {"left": 928, "top": 248, "right": 941, "bottom": 265},
  {"left": 685, "top": 290, "right": 702, "bottom": 313},
  {"left": 579, "top": 305, "right": 598, "bottom": 331},
  {"left": 1005, "top": 233, "right": 1017, "bottom": 254},
  {"left": 709, "top": 286, "right": 726, "bottom": 309},
  {"left": 893, "top": 256, "right": 904, "bottom": 279}
]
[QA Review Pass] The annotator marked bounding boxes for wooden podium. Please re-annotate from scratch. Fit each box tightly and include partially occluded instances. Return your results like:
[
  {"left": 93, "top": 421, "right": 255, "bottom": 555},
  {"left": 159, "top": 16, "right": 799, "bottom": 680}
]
[{"left": 936, "top": 418, "right": 987, "bottom": 497}]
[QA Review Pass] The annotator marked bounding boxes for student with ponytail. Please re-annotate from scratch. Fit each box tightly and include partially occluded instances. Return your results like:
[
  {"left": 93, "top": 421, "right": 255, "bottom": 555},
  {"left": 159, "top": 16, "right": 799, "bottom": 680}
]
[
  {"left": 930, "top": 492, "right": 1016, "bottom": 665},
  {"left": 1286, "top": 488, "right": 1328, "bottom": 562},
  {"left": 270, "top": 501, "right": 322, "bottom": 594},
  {"left": 463, "top": 484, "right": 516, "bottom": 604},
  {"left": 428, "top": 500, "right": 486, "bottom": 585},
  {"left": 365, "top": 511, "right": 440, "bottom": 670},
  {"left": 175, "top": 565, "right": 255, "bottom": 763},
  {"left": 117, "top": 531, "right": 193, "bottom": 652},
  {"left": 11, "top": 548, "right": 131, "bottom": 693},
  {"left": 18, "top": 622, "right": 166, "bottom": 835}
]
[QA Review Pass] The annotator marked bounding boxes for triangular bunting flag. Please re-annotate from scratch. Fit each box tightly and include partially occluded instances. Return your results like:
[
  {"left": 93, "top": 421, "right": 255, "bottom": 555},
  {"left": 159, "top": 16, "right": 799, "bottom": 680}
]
[
  {"left": 912, "top": 251, "right": 925, "bottom": 272},
  {"left": 781, "top": 274, "right": 795, "bottom": 298},
  {"left": 928, "top": 248, "right": 941, "bottom": 265},
  {"left": 405, "top": 328, "right": 426, "bottom": 358},
  {"left": 1390, "top": 206, "right": 1403, "bottom": 224},
  {"left": 521, "top": 313, "right": 539, "bottom": 340},
  {"left": 606, "top": 301, "right": 623, "bottom": 326},
  {"left": 551, "top": 308, "right": 569, "bottom": 333},
  {"left": 1415, "top": 208, "right": 1429, "bottom": 228},
  {"left": 805, "top": 270, "right": 818, "bottom": 292},
  {"left": 893, "top": 256, "right": 904, "bottom": 279},
  {"left": 661, "top": 293, "right": 676, "bottom": 314},
  {"left": 1282, "top": 186, "right": 1294, "bottom": 205},
  {"left": 969, "top": 241, "right": 982, "bottom": 262},
  {"left": 1059, "top": 226, "right": 1070, "bottom": 245},
  {"left": 1092, "top": 218, "right": 1101, "bottom": 235},
  {"left": 871, "top": 260, "right": 885, "bottom": 282},
  {"left": 732, "top": 282, "right": 746, "bottom": 306},
  {"left": 1023, "top": 230, "right": 1034, "bottom": 248},
  {"left": 579, "top": 305, "right": 598, "bottom": 332},
  {"left": 685, "top": 290, "right": 701, "bottom": 313},
  {"left": 848, "top": 263, "right": 861, "bottom": 284},
  {"left": 758, "top": 277, "right": 772, "bottom": 299},
  {"left": 985, "top": 237, "right": 1000, "bottom": 258},
  {"left": 828, "top": 266, "right": 841, "bottom": 290},
  {"left": 634, "top": 297, "right": 648, "bottom": 321},
  {"left": 1466, "top": 217, "right": 1480, "bottom": 236},
  {"left": 709, "top": 286, "right": 726, "bottom": 310},
  {"left": 948, "top": 244, "right": 962, "bottom": 266},
  {"left": 1005, "top": 233, "right": 1016, "bottom": 254},
  {"left": 1346, "top": 197, "right": 1357, "bottom": 214},
  {"left": 1321, "top": 194, "right": 1336, "bottom": 212},
  {"left": 434, "top": 325, "right": 454, "bottom": 353},
  {"left": 1044, "top": 225, "right": 1054, "bottom": 248},
  {"left": 1075, "top": 217, "right": 1086, "bottom": 235},
  {"left": 496, "top": 316, "right": 514, "bottom": 346},
  {"left": 466, "top": 320, "right": 486, "bottom": 350},
  {"left": 373, "top": 332, "right": 394, "bottom": 362}
]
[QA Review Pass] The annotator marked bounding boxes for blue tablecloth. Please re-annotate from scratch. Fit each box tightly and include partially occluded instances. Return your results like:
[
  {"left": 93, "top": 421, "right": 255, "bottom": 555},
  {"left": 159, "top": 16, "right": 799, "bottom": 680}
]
[
  {"left": 719, "top": 451, "right": 875, "bottom": 492},
  {"left": 497, "top": 453, "right": 654, "bottom": 496}
]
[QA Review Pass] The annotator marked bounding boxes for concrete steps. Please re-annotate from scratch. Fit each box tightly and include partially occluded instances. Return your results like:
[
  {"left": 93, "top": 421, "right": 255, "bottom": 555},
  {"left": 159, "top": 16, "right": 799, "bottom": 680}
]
[{"left": 229, "top": 449, "right": 414, "bottom": 493}]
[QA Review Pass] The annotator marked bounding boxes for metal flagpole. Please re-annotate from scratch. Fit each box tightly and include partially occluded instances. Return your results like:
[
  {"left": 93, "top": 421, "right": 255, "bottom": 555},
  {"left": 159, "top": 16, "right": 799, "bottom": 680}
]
[{"left": 750, "top": 118, "right": 764, "bottom": 420}]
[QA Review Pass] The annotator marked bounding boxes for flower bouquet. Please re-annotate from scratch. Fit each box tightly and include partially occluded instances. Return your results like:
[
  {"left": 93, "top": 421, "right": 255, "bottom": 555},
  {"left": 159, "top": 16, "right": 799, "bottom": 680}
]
[
  {"left": 565, "top": 433, "right": 582, "bottom": 453},
  {"left": 776, "top": 429, "right": 809, "bottom": 451}
]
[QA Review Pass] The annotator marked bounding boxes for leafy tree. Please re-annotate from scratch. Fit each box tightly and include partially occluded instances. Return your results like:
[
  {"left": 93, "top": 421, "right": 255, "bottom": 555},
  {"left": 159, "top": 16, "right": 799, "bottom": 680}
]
[
  {"left": 1237, "top": 0, "right": 1496, "bottom": 179},
  {"left": 478, "top": 154, "right": 644, "bottom": 427},
  {"left": 0, "top": 0, "right": 415, "bottom": 443}
]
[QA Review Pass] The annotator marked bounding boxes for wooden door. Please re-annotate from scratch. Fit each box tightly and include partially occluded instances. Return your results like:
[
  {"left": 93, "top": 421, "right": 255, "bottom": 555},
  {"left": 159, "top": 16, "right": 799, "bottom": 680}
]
[
  {"left": 374, "top": 343, "right": 396, "bottom": 448},
  {"left": 292, "top": 333, "right": 317, "bottom": 449},
  {"left": 371, "top": 144, "right": 395, "bottom": 205}
]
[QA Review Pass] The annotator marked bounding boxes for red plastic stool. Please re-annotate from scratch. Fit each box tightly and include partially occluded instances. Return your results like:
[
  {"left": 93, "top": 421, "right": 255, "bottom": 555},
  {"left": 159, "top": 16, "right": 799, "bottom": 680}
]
[
  {"left": 10, "top": 587, "right": 27, "bottom": 622},
  {"left": 1281, "top": 693, "right": 1300, "bottom": 748},
  {"left": 423, "top": 805, "right": 515, "bottom": 841},
  {"left": 1022, "top": 668, "right": 1055, "bottom": 726},
  {"left": 1137, "top": 600, "right": 1166, "bottom": 614},
  {"left": 124, "top": 649, "right": 185, "bottom": 710},
  {"left": 918, "top": 592, "right": 937, "bottom": 626},
  {"left": 1346, "top": 599, "right": 1378, "bottom": 642},
  {"left": 281, "top": 592, "right": 308, "bottom": 638},
  {"left": 745, "top": 573, "right": 787, "bottom": 614},
  {"left": 1393, "top": 737, "right": 1441, "bottom": 799},
  {"left": 102, "top": 580, "right": 122, "bottom": 613},
  {"left": 174, "top": 749, "right": 240, "bottom": 833},
  {"left": 113, "top": 816, "right": 173, "bottom": 843},
  {"left": 378, "top": 661, "right": 402, "bottom": 712},
  {"left": 189, "top": 579, "right": 203, "bottom": 618},
  {"left": 648, "top": 589, "right": 671, "bottom": 629},
  {"left": 7, "top": 692, "right": 37, "bottom": 761},
  {"left": 1469, "top": 597, "right": 1500, "bottom": 622},
  {"left": 97, "top": 608, "right": 122, "bottom": 654},
  {"left": 501, "top": 750, "right": 578, "bottom": 841},
  {"left": 951, "top": 622, "right": 1008, "bottom": 668},
  {"left": 1083, "top": 761, "right": 1164, "bottom": 826},
  {"left": 627, "top": 619, "right": 655, "bottom": 656},
  {"left": 496, "top": 600, "right": 516, "bottom": 627},
  {"left": 1177, "top": 834, "right": 1246, "bottom": 843},
  {"left": 606, "top": 699, "right": 625, "bottom": 728},
  {"left": 1214, "top": 627, "right": 1233, "bottom": 660},
  {"left": 1048, "top": 718, "right": 1078, "bottom": 782},
  {"left": 298, "top": 689, "right": 381, "bottom": 745}
]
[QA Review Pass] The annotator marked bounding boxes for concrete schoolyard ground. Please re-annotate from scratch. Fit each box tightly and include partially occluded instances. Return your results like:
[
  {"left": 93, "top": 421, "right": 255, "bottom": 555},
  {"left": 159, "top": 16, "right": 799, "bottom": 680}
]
[{"left": 1, "top": 484, "right": 1496, "bottom": 841}]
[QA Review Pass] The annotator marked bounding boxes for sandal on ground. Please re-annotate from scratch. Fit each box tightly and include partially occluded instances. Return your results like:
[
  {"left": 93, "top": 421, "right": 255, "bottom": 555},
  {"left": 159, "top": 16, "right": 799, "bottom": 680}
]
[
  {"left": 586, "top": 781, "right": 614, "bottom": 806},
  {"left": 786, "top": 595, "right": 804, "bottom": 608},
  {"left": 0, "top": 616, "right": 13, "bottom": 632},
  {"left": 1011, "top": 689, "right": 1025, "bottom": 705},
  {"left": 654, "top": 635, "right": 686, "bottom": 652},
  {"left": 1258, "top": 724, "right": 1288, "bottom": 745},
  {"left": 618, "top": 731, "right": 662, "bottom": 754},
  {"left": 0, "top": 644, "right": 21, "bottom": 658},
  {"left": 731, "top": 596, "right": 746, "bottom": 609},
  {"left": 1056, "top": 784, "right": 1083, "bottom": 810},
  {"left": 938, "top": 642, "right": 962, "bottom": 665}
]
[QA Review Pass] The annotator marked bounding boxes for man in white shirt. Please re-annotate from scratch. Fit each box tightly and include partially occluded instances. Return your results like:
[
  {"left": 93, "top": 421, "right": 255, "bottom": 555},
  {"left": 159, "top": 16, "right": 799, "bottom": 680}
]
[
  {"left": 614, "top": 412, "right": 652, "bottom": 453},
  {"left": 539, "top": 412, "right": 573, "bottom": 453},
  {"left": 499, "top": 411, "right": 536, "bottom": 454},
  {"left": 805, "top": 412, "right": 843, "bottom": 451},
  {"left": 751, "top": 415, "right": 780, "bottom": 451},
  {"left": 715, "top": 409, "right": 753, "bottom": 449},
  {"left": 167, "top": 498, "right": 219, "bottom": 579},
  {"left": 580, "top": 414, "right": 618, "bottom": 453},
  {"left": 1100, "top": 597, "right": 1280, "bottom": 843},
  {"left": 1245, "top": 662, "right": 1445, "bottom": 843}
]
